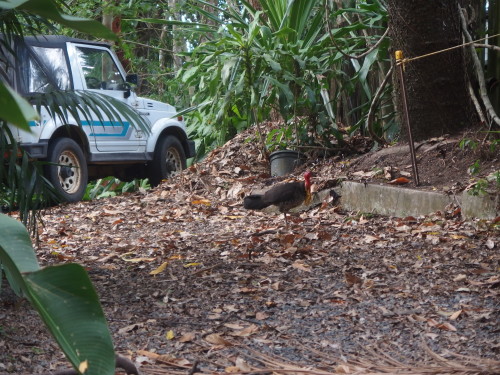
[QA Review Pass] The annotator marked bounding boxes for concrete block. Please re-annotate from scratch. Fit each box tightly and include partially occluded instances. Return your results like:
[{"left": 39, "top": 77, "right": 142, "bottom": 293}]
[
  {"left": 339, "top": 181, "right": 457, "bottom": 217},
  {"left": 461, "top": 191, "right": 499, "bottom": 219}
]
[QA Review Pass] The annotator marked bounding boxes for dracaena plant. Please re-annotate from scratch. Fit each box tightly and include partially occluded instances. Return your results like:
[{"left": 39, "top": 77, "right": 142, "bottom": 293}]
[
  {"left": 175, "top": 0, "right": 390, "bottom": 159},
  {"left": 176, "top": 0, "right": 331, "bottom": 157}
]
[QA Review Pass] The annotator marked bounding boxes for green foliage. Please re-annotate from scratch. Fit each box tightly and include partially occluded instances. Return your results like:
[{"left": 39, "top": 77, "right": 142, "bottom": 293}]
[
  {"left": 490, "top": 170, "right": 500, "bottom": 185},
  {"left": 460, "top": 132, "right": 500, "bottom": 196},
  {"left": 0, "top": 0, "right": 117, "bottom": 39},
  {"left": 467, "top": 170, "right": 500, "bottom": 196},
  {"left": 468, "top": 178, "right": 489, "bottom": 196},
  {"left": 459, "top": 138, "right": 479, "bottom": 150},
  {"left": 174, "top": 0, "right": 389, "bottom": 158},
  {"left": 0, "top": 83, "right": 39, "bottom": 131},
  {"left": 0, "top": 214, "right": 115, "bottom": 375},
  {"left": 468, "top": 159, "right": 481, "bottom": 175},
  {"left": 0, "top": 124, "right": 58, "bottom": 234},
  {"left": 83, "top": 177, "right": 151, "bottom": 200}
]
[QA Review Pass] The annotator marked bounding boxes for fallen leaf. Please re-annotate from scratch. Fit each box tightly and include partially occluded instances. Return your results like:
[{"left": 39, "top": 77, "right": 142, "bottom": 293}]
[
  {"left": 255, "top": 312, "right": 269, "bottom": 320},
  {"left": 178, "top": 332, "right": 196, "bottom": 343},
  {"left": 239, "top": 287, "right": 259, "bottom": 294},
  {"left": 135, "top": 355, "right": 155, "bottom": 365},
  {"left": 205, "top": 333, "right": 232, "bottom": 346},
  {"left": 231, "top": 324, "right": 259, "bottom": 337},
  {"left": 436, "top": 322, "right": 457, "bottom": 331},
  {"left": 363, "top": 234, "right": 379, "bottom": 243},
  {"left": 136, "top": 350, "right": 180, "bottom": 364},
  {"left": 191, "top": 199, "right": 211, "bottom": 206},
  {"left": 78, "top": 360, "right": 88, "bottom": 373},
  {"left": 292, "top": 261, "right": 311, "bottom": 272},
  {"left": 335, "top": 364, "right": 351, "bottom": 373},
  {"left": 120, "top": 253, "right": 156, "bottom": 263},
  {"left": 345, "top": 272, "right": 363, "bottom": 286},
  {"left": 450, "top": 310, "right": 462, "bottom": 320},
  {"left": 184, "top": 262, "right": 202, "bottom": 268},
  {"left": 166, "top": 330, "right": 175, "bottom": 340},
  {"left": 388, "top": 177, "right": 410, "bottom": 185},
  {"left": 118, "top": 323, "right": 142, "bottom": 334},
  {"left": 235, "top": 357, "right": 252, "bottom": 371},
  {"left": 150, "top": 262, "right": 168, "bottom": 275}
]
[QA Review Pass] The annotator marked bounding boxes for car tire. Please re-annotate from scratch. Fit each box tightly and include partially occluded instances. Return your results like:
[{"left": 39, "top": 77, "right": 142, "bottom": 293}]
[
  {"left": 148, "top": 135, "right": 186, "bottom": 186},
  {"left": 45, "top": 138, "right": 88, "bottom": 202}
]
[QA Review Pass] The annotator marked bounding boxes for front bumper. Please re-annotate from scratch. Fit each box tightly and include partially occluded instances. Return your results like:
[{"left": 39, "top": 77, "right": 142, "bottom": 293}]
[{"left": 20, "top": 141, "right": 49, "bottom": 158}]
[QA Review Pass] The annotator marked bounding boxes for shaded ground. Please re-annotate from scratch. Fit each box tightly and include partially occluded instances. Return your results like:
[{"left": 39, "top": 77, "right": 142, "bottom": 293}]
[{"left": 1, "top": 127, "right": 499, "bottom": 374}]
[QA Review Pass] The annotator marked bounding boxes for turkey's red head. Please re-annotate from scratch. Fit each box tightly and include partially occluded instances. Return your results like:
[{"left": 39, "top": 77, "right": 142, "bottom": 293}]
[{"left": 303, "top": 171, "right": 312, "bottom": 190}]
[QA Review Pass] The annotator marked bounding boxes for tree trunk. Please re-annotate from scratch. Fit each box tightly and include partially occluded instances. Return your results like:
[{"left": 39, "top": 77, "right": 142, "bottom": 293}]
[
  {"left": 486, "top": 0, "right": 500, "bottom": 114},
  {"left": 387, "top": 0, "right": 478, "bottom": 141}
]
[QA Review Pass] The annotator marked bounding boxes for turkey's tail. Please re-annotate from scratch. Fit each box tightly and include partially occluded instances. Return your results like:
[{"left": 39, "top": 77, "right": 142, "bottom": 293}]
[{"left": 243, "top": 194, "right": 270, "bottom": 210}]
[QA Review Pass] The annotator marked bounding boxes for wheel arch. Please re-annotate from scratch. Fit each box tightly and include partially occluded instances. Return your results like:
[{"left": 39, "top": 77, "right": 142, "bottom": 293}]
[
  {"left": 152, "top": 125, "right": 190, "bottom": 157},
  {"left": 48, "top": 125, "right": 90, "bottom": 160}
]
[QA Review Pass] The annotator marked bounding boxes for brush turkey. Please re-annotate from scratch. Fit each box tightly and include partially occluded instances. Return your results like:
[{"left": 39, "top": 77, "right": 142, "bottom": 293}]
[{"left": 243, "top": 171, "right": 312, "bottom": 225}]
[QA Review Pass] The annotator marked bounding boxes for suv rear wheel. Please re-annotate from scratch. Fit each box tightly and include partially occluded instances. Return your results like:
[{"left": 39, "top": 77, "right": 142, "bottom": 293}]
[
  {"left": 45, "top": 138, "right": 88, "bottom": 202},
  {"left": 148, "top": 135, "right": 186, "bottom": 186}
]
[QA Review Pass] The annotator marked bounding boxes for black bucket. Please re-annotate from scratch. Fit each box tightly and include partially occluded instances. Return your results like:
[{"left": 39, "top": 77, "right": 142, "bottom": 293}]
[{"left": 269, "top": 150, "right": 305, "bottom": 176}]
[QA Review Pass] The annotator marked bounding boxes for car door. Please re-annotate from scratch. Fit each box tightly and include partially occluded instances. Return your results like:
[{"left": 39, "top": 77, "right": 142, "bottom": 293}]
[{"left": 69, "top": 43, "right": 146, "bottom": 152}]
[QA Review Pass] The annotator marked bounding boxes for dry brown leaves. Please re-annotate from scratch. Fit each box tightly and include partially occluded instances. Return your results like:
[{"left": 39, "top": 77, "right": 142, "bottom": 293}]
[{"left": 2, "top": 126, "right": 499, "bottom": 375}]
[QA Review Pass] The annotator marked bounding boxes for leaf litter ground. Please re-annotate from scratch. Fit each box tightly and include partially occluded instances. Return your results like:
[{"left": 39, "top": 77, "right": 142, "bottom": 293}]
[{"left": 1, "top": 126, "right": 499, "bottom": 374}]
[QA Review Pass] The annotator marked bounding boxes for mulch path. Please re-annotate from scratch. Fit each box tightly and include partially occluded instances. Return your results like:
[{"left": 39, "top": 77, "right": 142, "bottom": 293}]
[{"left": 1, "top": 127, "right": 499, "bottom": 374}]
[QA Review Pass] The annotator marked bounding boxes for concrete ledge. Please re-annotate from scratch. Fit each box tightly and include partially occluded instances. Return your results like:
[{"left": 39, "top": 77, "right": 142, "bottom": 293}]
[
  {"left": 461, "top": 191, "right": 499, "bottom": 219},
  {"left": 248, "top": 181, "right": 498, "bottom": 220},
  {"left": 338, "top": 181, "right": 499, "bottom": 219}
]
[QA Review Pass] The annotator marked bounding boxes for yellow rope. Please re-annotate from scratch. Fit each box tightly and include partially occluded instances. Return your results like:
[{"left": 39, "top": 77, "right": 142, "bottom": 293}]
[{"left": 396, "top": 33, "right": 500, "bottom": 65}]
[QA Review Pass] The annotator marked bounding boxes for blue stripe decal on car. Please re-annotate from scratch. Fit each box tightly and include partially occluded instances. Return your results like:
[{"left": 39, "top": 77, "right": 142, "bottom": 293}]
[
  {"left": 82, "top": 120, "right": 130, "bottom": 137},
  {"left": 27, "top": 120, "right": 130, "bottom": 136}
]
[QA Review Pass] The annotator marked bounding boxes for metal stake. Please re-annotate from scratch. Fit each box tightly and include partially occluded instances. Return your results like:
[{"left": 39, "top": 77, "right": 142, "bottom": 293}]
[{"left": 395, "top": 50, "right": 420, "bottom": 186}]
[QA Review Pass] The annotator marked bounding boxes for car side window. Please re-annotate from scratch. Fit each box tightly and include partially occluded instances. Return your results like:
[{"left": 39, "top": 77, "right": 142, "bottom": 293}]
[
  {"left": 31, "top": 46, "right": 71, "bottom": 91},
  {"left": 28, "top": 57, "right": 52, "bottom": 93},
  {"left": 17, "top": 46, "right": 70, "bottom": 93},
  {"left": 75, "top": 47, "right": 126, "bottom": 90}
]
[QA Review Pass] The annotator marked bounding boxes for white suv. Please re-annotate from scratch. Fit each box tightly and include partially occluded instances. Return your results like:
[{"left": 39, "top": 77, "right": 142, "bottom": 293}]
[{"left": 1, "top": 35, "right": 195, "bottom": 202}]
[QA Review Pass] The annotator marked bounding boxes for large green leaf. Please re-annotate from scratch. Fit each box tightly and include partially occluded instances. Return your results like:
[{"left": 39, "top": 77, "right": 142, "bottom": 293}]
[
  {"left": 0, "top": 0, "right": 117, "bottom": 40},
  {"left": 0, "top": 214, "right": 115, "bottom": 375},
  {"left": 0, "top": 214, "right": 39, "bottom": 295},
  {"left": 0, "top": 82, "right": 39, "bottom": 131},
  {"left": 25, "top": 264, "right": 115, "bottom": 375}
]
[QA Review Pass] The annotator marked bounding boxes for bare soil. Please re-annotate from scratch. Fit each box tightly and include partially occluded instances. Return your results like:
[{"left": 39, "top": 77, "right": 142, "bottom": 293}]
[{"left": 1, "top": 127, "right": 499, "bottom": 375}]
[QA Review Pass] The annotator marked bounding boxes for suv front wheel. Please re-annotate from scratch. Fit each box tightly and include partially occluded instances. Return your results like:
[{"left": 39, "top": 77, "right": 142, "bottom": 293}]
[
  {"left": 148, "top": 135, "right": 186, "bottom": 186},
  {"left": 45, "top": 138, "right": 88, "bottom": 202}
]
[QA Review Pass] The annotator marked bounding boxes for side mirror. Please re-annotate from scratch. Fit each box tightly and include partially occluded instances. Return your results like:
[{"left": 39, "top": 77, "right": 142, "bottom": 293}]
[
  {"left": 124, "top": 74, "right": 138, "bottom": 99},
  {"left": 123, "top": 83, "right": 131, "bottom": 99},
  {"left": 126, "top": 74, "right": 138, "bottom": 85}
]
